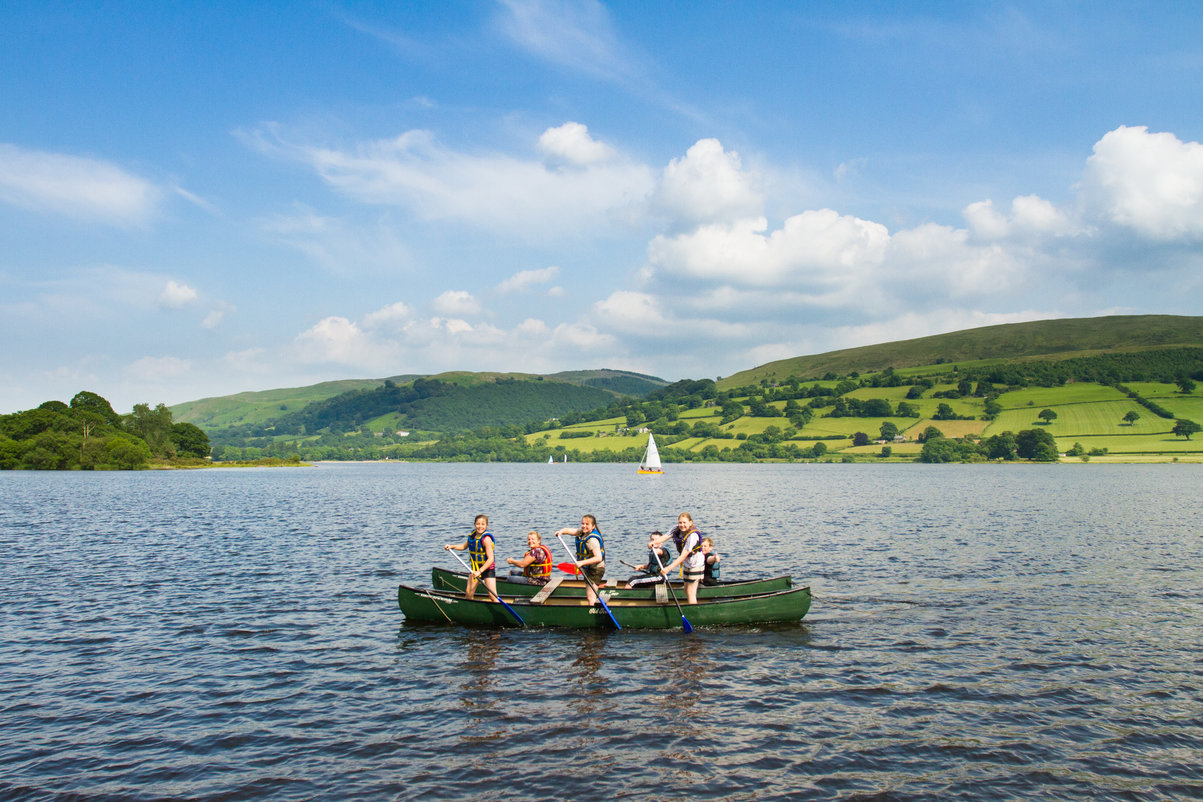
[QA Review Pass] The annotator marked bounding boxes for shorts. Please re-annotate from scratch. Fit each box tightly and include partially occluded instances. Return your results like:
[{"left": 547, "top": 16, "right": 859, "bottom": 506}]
[
  {"left": 581, "top": 564, "right": 605, "bottom": 585},
  {"left": 627, "top": 573, "right": 665, "bottom": 588},
  {"left": 476, "top": 567, "right": 496, "bottom": 579}
]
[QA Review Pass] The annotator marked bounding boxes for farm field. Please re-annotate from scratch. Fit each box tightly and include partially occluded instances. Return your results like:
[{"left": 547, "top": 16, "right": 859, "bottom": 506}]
[
  {"left": 911, "top": 419, "right": 990, "bottom": 439},
  {"left": 513, "top": 371, "right": 1203, "bottom": 464},
  {"left": 1058, "top": 432, "right": 1203, "bottom": 455},
  {"left": 1156, "top": 396, "right": 1203, "bottom": 420},
  {"left": 997, "top": 384, "right": 1128, "bottom": 408},
  {"left": 987, "top": 400, "right": 1165, "bottom": 437},
  {"left": 803, "top": 417, "right": 912, "bottom": 437}
]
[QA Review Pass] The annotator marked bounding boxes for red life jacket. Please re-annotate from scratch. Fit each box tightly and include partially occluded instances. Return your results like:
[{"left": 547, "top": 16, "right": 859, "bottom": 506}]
[{"left": 526, "top": 544, "right": 552, "bottom": 580}]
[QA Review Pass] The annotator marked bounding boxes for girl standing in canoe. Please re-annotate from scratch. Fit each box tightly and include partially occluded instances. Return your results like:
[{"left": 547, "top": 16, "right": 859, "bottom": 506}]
[
  {"left": 652, "top": 512, "right": 705, "bottom": 604},
  {"left": 445, "top": 514, "right": 496, "bottom": 600},
  {"left": 555, "top": 515, "right": 605, "bottom": 606}
]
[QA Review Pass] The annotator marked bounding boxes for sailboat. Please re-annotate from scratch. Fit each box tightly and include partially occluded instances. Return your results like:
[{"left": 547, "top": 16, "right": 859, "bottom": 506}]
[
  {"left": 562, "top": 454, "right": 567, "bottom": 464},
  {"left": 547, "top": 455, "right": 554, "bottom": 464},
  {"left": 637, "top": 433, "right": 663, "bottom": 474}
]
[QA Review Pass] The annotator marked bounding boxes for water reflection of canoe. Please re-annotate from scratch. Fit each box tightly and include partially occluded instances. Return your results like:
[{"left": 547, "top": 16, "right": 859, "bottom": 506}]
[
  {"left": 431, "top": 566, "right": 792, "bottom": 600},
  {"left": 397, "top": 583, "right": 811, "bottom": 629}
]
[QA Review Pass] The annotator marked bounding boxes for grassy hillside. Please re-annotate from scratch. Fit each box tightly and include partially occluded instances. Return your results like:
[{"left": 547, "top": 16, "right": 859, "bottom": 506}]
[
  {"left": 548, "top": 369, "right": 668, "bottom": 396},
  {"left": 173, "top": 368, "right": 662, "bottom": 431},
  {"left": 171, "top": 377, "right": 416, "bottom": 429},
  {"left": 719, "top": 315, "right": 1203, "bottom": 388}
]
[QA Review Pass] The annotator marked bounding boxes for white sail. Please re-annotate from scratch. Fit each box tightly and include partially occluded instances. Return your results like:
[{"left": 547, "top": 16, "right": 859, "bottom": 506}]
[
  {"left": 639, "top": 433, "right": 663, "bottom": 472},
  {"left": 562, "top": 454, "right": 567, "bottom": 463},
  {"left": 548, "top": 455, "right": 554, "bottom": 464}
]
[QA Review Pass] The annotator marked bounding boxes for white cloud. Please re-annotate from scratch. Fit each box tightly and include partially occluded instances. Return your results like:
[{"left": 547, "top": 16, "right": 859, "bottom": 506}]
[
  {"left": 652, "top": 138, "right": 763, "bottom": 228},
  {"left": 1080, "top": 125, "right": 1203, "bottom": 241},
  {"left": 158, "top": 280, "right": 199, "bottom": 308},
  {"left": 496, "top": 0, "right": 631, "bottom": 81},
  {"left": 363, "top": 301, "right": 415, "bottom": 330},
  {"left": 246, "top": 124, "right": 654, "bottom": 240},
  {"left": 0, "top": 143, "right": 160, "bottom": 225},
  {"left": 592, "top": 290, "right": 665, "bottom": 333},
  {"left": 294, "top": 316, "right": 387, "bottom": 366},
  {"left": 432, "top": 290, "right": 481, "bottom": 316},
  {"left": 126, "top": 355, "right": 191, "bottom": 381},
  {"left": 646, "top": 210, "right": 889, "bottom": 290},
  {"left": 202, "top": 302, "right": 234, "bottom": 330},
  {"left": 538, "top": 122, "right": 617, "bottom": 166},
  {"left": 965, "top": 195, "right": 1074, "bottom": 243},
  {"left": 498, "top": 265, "right": 560, "bottom": 293}
]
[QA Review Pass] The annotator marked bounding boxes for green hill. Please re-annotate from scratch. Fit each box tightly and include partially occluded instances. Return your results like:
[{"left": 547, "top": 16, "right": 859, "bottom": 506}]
[
  {"left": 171, "top": 378, "right": 412, "bottom": 429},
  {"left": 719, "top": 314, "right": 1203, "bottom": 388},
  {"left": 172, "top": 368, "right": 663, "bottom": 431}
]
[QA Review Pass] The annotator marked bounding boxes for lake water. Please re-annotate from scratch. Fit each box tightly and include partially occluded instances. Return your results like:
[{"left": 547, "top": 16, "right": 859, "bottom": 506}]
[{"left": 1, "top": 463, "right": 1200, "bottom": 800}]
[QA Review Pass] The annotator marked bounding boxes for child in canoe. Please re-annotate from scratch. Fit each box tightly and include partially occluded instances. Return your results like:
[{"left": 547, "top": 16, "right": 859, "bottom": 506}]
[
  {"left": 505, "top": 530, "right": 553, "bottom": 585},
  {"left": 555, "top": 514, "right": 605, "bottom": 605},
  {"left": 444, "top": 514, "right": 496, "bottom": 600},
  {"left": 651, "top": 512, "right": 705, "bottom": 604}
]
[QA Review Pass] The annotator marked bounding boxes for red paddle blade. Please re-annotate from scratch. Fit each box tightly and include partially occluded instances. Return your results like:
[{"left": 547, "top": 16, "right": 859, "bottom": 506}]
[{"left": 556, "top": 562, "right": 580, "bottom": 575}]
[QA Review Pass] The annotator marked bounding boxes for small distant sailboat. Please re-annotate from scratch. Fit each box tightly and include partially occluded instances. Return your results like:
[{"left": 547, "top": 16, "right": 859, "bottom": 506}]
[
  {"left": 637, "top": 433, "right": 663, "bottom": 474},
  {"left": 562, "top": 454, "right": 567, "bottom": 464},
  {"left": 548, "top": 455, "right": 554, "bottom": 464}
]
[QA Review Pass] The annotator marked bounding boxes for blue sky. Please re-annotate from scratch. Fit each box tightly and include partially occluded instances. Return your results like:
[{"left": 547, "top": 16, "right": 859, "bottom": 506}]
[{"left": 3, "top": 1, "right": 1203, "bottom": 413}]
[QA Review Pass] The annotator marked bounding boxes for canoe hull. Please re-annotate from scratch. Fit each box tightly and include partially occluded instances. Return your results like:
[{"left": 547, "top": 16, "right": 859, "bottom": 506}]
[
  {"left": 397, "top": 584, "right": 811, "bottom": 629},
  {"left": 431, "top": 567, "right": 792, "bottom": 600}
]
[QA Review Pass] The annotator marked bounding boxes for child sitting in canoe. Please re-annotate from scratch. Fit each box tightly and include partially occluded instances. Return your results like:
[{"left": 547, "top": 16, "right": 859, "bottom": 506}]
[
  {"left": 701, "top": 536, "right": 721, "bottom": 585},
  {"left": 505, "top": 531, "right": 553, "bottom": 585},
  {"left": 625, "top": 534, "right": 672, "bottom": 588}
]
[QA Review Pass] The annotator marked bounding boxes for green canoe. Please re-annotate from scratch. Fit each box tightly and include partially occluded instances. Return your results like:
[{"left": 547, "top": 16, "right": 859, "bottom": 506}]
[
  {"left": 430, "top": 566, "right": 792, "bottom": 600},
  {"left": 397, "top": 583, "right": 811, "bottom": 629}
]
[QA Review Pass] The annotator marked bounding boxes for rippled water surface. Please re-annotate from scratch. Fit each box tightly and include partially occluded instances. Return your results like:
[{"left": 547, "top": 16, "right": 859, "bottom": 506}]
[{"left": 2, "top": 463, "right": 1201, "bottom": 800}]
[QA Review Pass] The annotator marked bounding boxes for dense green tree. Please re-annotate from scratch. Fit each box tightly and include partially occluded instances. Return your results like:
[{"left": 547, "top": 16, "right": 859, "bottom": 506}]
[
  {"left": 171, "top": 422, "right": 211, "bottom": 458},
  {"left": 933, "top": 403, "right": 958, "bottom": 421},
  {"left": 1015, "top": 428, "right": 1059, "bottom": 461},
  {"left": 70, "top": 391, "right": 122, "bottom": 426},
  {"left": 918, "top": 425, "right": 945, "bottom": 443},
  {"left": 1177, "top": 376, "right": 1197, "bottom": 393},
  {"left": 1122, "top": 410, "right": 1141, "bottom": 425},
  {"left": 1172, "top": 419, "right": 1201, "bottom": 439},
  {"left": 879, "top": 421, "right": 899, "bottom": 440},
  {"left": 852, "top": 431, "right": 870, "bottom": 447},
  {"left": 1038, "top": 408, "right": 1058, "bottom": 424},
  {"left": 984, "top": 431, "right": 1018, "bottom": 460},
  {"left": 720, "top": 401, "right": 744, "bottom": 424},
  {"left": 125, "top": 403, "right": 176, "bottom": 457}
]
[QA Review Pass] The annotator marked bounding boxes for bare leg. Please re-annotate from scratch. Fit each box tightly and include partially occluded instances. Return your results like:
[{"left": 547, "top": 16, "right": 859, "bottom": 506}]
[{"left": 684, "top": 579, "right": 700, "bottom": 605}]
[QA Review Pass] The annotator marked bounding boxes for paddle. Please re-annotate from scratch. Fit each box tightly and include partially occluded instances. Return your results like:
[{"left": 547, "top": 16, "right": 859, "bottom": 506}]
[
  {"left": 445, "top": 548, "right": 525, "bottom": 627},
  {"left": 653, "top": 548, "right": 694, "bottom": 633},
  {"left": 556, "top": 533, "right": 621, "bottom": 630},
  {"left": 556, "top": 562, "right": 580, "bottom": 575}
]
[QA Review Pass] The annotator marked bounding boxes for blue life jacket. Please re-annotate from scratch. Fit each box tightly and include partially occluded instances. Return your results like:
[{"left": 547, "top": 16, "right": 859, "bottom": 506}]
[
  {"left": 468, "top": 530, "right": 495, "bottom": 571},
  {"left": 575, "top": 529, "right": 604, "bottom": 562}
]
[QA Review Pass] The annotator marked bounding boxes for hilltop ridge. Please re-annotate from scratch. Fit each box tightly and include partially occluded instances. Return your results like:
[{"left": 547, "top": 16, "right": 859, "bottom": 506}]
[{"left": 719, "top": 315, "right": 1203, "bottom": 388}]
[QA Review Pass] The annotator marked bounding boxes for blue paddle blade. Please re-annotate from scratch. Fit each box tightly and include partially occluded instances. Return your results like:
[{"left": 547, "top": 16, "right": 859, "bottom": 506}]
[{"left": 681, "top": 616, "right": 694, "bottom": 633}]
